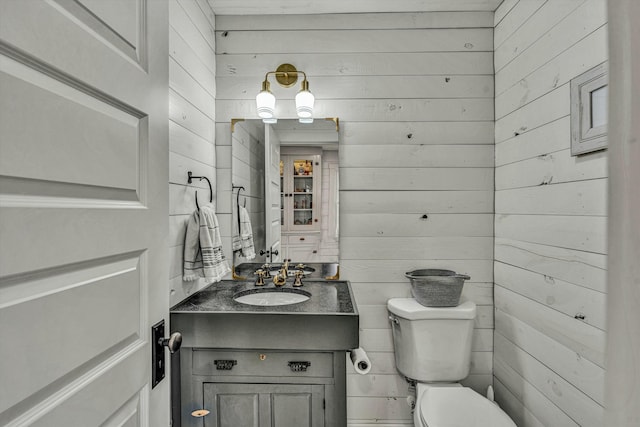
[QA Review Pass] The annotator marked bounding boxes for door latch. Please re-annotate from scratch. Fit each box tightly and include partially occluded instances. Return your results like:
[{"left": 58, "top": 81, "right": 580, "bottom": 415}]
[{"left": 152, "top": 319, "right": 182, "bottom": 388}]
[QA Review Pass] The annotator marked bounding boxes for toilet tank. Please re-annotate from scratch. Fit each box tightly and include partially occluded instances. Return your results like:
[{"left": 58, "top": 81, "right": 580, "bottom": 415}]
[{"left": 387, "top": 299, "right": 476, "bottom": 382}]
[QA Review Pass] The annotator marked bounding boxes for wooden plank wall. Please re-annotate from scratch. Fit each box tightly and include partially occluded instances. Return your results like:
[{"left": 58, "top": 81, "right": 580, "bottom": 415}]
[
  {"left": 231, "top": 121, "right": 266, "bottom": 264},
  {"left": 319, "top": 150, "right": 339, "bottom": 262},
  {"left": 168, "top": 0, "right": 218, "bottom": 307},
  {"left": 492, "top": 1, "right": 608, "bottom": 426},
  {"left": 215, "top": 12, "right": 495, "bottom": 425}
]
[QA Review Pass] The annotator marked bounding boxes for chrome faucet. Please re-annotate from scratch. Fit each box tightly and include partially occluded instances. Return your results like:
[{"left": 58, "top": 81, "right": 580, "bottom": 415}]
[{"left": 273, "top": 260, "right": 289, "bottom": 286}]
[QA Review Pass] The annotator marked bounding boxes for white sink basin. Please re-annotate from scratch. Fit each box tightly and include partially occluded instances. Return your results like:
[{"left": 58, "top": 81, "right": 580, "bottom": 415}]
[{"left": 234, "top": 289, "right": 311, "bottom": 306}]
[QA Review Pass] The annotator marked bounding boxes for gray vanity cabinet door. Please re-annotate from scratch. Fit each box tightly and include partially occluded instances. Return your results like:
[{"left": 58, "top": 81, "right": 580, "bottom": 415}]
[
  {"left": 203, "top": 383, "right": 266, "bottom": 427},
  {"left": 272, "top": 385, "right": 325, "bottom": 426},
  {"left": 203, "top": 383, "right": 324, "bottom": 427}
]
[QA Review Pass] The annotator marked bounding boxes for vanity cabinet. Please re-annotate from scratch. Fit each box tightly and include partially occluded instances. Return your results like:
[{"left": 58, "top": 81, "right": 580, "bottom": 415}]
[
  {"left": 170, "top": 279, "right": 358, "bottom": 427},
  {"left": 179, "top": 348, "right": 345, "bottom": 427}
]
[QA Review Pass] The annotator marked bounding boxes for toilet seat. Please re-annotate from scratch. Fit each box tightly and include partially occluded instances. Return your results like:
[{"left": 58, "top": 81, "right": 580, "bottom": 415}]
[{"left": 418, "top": 386, "right": 516, "bottom": 427}]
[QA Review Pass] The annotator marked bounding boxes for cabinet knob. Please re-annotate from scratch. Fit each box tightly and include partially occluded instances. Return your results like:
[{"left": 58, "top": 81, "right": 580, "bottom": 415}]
[
  {"left": 191, "top": 409, "right": 210, "bottom": 418},
  {"left": 300, "top": 237, "right": 305, "bottom": 241}
]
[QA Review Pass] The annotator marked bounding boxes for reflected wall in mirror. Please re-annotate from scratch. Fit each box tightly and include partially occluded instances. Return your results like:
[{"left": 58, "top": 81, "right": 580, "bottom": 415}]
[{"left": 231, "top": 119, "right": 339, "bottom": 266}]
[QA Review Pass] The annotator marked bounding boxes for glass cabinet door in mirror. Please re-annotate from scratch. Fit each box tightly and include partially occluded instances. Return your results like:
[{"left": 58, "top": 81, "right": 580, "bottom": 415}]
[
  {"left": 282, "top": 154, "right": 320, "bottom": 231},
  {"left": 231, "top": 119, "right": 339, "bottom": 265}
]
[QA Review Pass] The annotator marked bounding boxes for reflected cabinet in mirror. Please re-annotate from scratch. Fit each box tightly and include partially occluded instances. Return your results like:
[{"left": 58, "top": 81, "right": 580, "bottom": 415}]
[{"left": 231, "top": 119, "right": 339, "bottom": 266}]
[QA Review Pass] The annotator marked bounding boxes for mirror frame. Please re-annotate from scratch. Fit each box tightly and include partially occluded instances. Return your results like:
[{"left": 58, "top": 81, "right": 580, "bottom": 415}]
[{"left": 230, "top": 117, "right": 340, "bottom": 274}]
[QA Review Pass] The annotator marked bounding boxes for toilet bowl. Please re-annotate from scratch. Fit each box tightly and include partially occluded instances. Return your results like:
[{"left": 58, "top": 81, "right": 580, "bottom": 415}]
[
  {"left": 387, "top": 298, "right": 516, "bottom": 427},
  {"left": 415, "top": 383, "right": 515, "bottom": 427}
]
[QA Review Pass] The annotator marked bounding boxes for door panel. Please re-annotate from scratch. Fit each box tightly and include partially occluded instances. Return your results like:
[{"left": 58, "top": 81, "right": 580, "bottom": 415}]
[
  {"left": 0, "top": 254, "right": 142, "bottom": 414},
  {"left": 0, "top": 0, "right": 168, "bottom": 425},
  {"left": 73, "top": 0, "right": 140, "bottom": 50},
  {"left": 0, "top": 1, "right": 151, "bottom": 97},
  {"left": 216, "top": 393, "right": 261, "bottom": 427},
  {"left": 204, "top": 383, "right": 266, "bottom": 427},
  {"left": 0, "top": 59, "right": 141, "bottom": 196},
  {"left": 272, "top": 393, "right": 312, "bottom": 426}
]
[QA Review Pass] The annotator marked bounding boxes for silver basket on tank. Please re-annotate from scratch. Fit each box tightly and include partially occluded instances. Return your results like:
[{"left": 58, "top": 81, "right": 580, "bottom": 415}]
[{"left": 404, "top": 269, "right": 471, "bottom": 307}]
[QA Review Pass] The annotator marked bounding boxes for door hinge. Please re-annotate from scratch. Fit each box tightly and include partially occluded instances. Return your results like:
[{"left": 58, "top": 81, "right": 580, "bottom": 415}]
[{"left": 323, "top": 399, "right": 326, "bottom": 410}]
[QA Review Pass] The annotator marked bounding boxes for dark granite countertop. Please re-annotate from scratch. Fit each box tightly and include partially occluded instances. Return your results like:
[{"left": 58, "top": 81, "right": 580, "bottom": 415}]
[{"left": 170, "top": 279, "right": 357, "bottom": 315}]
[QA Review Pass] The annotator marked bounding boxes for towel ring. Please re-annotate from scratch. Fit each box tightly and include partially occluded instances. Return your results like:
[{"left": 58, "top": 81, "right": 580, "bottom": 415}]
[
  {"left": 188, "top": 171, "right": 212, "bottom": 211},
  {"left": 233, "top": 185, "right": 246, "bottom": 209}
]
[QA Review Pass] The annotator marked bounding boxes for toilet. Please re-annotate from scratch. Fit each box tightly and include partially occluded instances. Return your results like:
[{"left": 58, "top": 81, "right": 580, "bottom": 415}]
[{"left": 387, "top": 298, "right": 516, "bottom": 427}]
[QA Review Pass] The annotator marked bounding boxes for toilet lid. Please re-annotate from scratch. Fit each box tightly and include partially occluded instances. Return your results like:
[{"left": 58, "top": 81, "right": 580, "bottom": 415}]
[{"left": 419, "top": 387, "right": 516, "bottom": 427}]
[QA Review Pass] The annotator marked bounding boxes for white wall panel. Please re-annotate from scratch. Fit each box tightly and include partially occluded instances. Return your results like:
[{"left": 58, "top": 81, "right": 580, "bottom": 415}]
[
  {"left": 169, "top": 0, "right": 218, "bottom": 307},
  {"left": 493, "top": 2, "right": 608, "bottom": 425},
  {"left": 215, "top": 12, "right": 494, "bottom": 424},
  {"left": 217, "top": 52, "right": 495, "bottom": 77}
]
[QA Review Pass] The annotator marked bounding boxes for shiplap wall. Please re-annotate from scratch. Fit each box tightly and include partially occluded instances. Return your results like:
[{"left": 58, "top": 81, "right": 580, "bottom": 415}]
[
  {"left": 318, "top": 150, "right": 339, "bottom": 262},
  {"left": 215, "top": 12, "right": 495, "bottom": 425},
  {"left": 231, "top": 120, "right": 266, "bottom": 264},
  {"left": 168, "top": 0, "right": 218, "bottom": 307},
  {"left": 492, "top": 1, "right": 608, "bottom": 426}
]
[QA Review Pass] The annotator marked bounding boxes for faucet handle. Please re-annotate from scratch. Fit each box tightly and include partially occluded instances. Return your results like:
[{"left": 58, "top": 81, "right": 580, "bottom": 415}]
[
  {"left": 254, "top": 269, "right": 267, "bottom": 286},
  {"left": 293, "top": 270, "right": 304, "bottom": 287},
  {"left": 295, "top": 263, "right": 306, "bottom": 270}
]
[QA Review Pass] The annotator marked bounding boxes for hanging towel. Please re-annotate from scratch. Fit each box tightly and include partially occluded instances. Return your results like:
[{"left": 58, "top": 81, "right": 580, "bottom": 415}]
[
  {"left": 183, "top": 204, "right": 231, "bottom": 282},
  {"left": 238, "top": 205, "right": 256, "bottom": 260}
]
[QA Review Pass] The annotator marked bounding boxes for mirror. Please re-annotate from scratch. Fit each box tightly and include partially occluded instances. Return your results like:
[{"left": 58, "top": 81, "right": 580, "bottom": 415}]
[{"left": 231, "top": 119, "right": 339, "bottom": 266}]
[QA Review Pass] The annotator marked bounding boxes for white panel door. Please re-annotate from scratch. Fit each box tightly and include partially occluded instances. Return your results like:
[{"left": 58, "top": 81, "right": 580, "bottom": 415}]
[
  {"left": 264, "top": 124, "right": 281, "bottom": 262},
  {"left": 0, "top": 1, "right": 169, "bottom": 426}
]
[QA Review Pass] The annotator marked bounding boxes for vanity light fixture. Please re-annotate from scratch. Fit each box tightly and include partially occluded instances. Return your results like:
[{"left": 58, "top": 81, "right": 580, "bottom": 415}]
[
  {"left": 256, "top": 63, "right": 315, "bottom": 124},
  {"left": 256, "top": 80, "right": 276, "bottom": 120}
]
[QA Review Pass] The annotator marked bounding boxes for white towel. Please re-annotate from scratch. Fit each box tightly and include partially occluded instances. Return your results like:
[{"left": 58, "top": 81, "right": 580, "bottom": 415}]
[
  {"left": 238, "top": 205, "right": 256, "bottom": 260},
  {"left": 183, "top": 204, "right": 231, "bottom": 282}
]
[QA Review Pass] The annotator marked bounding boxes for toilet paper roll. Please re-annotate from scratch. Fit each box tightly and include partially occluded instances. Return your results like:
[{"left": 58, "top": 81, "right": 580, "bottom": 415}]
[{"left": 349, "top": 347, "right": 372, "bottom": 375}]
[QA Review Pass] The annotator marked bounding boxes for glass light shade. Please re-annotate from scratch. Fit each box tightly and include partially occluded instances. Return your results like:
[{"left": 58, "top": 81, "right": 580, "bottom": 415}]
[
  {"left": 295, "top": 81, "right": 314, "bottom": 118},
  {"left": 256, "top": 81, "right": 276, "bottom": 119},
  {"left": 298, "top": 117, "right": 314, "bottom": 124},
  {"left": 262, "top": 117, "right": 277, "bottom": 124}
]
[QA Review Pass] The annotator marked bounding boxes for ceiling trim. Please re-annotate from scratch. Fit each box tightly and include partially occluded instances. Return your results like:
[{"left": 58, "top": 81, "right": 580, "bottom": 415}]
[{"left": 208, "top": 0, "right": 506, "bottom": 16}]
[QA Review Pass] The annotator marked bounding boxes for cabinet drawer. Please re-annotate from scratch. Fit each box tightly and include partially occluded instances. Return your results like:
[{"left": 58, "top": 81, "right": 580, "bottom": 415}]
[
  {"left": 192, "top": 349, "right": 333, "bottom": 378},
  {"left": 284, "top": 234, "right": 320, "bottom": 245}
]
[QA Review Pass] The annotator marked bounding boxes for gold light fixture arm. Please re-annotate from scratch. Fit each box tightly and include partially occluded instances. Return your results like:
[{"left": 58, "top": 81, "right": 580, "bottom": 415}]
[{"left": 262, "top": 64, "right": 308, "bottom": 88}]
